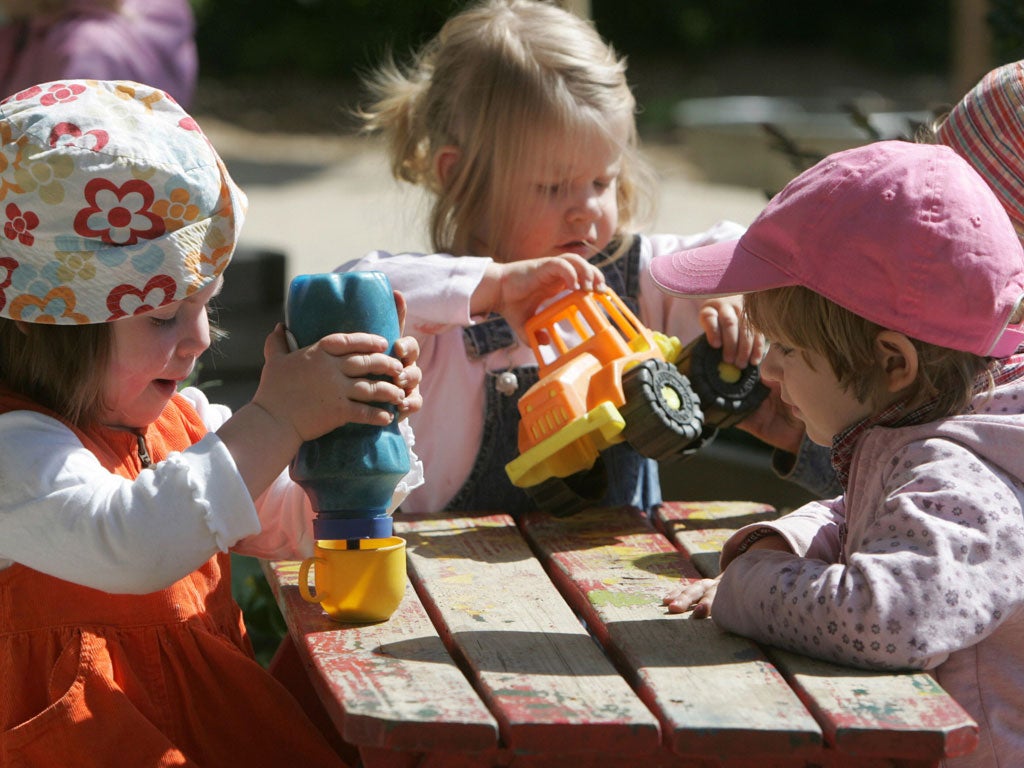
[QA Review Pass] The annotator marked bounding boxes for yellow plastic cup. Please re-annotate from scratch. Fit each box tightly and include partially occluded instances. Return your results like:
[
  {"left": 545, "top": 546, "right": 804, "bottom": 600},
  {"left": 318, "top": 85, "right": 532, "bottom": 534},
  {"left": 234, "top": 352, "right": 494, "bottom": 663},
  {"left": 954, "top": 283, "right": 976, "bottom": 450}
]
[{"left": 298, "top": 536, "right": 406, "bottom": 623}]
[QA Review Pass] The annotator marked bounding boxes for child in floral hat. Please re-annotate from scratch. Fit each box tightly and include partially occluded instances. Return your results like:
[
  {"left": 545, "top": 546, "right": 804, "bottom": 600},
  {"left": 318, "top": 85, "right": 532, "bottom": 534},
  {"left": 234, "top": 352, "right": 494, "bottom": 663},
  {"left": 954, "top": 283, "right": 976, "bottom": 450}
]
[{"left": 0, "top": 80, "right": 422, "bottom": 767}]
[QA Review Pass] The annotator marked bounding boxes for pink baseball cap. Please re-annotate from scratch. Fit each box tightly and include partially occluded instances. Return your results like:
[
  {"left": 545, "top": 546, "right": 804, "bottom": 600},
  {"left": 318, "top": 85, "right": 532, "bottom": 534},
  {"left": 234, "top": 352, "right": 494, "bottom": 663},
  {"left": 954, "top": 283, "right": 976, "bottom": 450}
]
[{"left": 650, "top": 140, "right": 1024, "bottom": 358}]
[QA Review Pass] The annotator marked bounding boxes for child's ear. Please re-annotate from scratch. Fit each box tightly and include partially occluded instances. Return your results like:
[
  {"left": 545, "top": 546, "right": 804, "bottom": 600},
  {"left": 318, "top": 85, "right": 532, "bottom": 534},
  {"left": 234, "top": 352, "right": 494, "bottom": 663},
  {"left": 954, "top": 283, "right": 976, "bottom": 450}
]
[
  {"left": 434, "top": 145, "right": 461, "bottom": 187},
  {"left": 874, "top": 330, "right": 918, "bottom": 393}
]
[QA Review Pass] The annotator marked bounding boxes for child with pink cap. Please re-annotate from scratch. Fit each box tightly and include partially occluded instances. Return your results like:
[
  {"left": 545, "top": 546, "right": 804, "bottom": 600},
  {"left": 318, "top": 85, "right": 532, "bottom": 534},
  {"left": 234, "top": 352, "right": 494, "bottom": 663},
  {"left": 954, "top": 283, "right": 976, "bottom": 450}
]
[
  {"left": 747, "top": 59, "right": 1024, "bottom": 501},
  {"left": 0, "top": 80, "right": 422, "bottom": 766},
  {"left": 652, "top": 140, "right": 1024, "bottom": 768}
]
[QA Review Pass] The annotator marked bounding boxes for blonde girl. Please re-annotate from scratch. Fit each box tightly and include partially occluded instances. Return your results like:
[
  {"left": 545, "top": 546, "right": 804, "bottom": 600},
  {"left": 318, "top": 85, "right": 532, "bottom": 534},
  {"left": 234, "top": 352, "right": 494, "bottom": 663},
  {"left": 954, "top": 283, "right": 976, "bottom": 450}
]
[{"left": 342, "top": 0, "right": 760, "bottom": 517}]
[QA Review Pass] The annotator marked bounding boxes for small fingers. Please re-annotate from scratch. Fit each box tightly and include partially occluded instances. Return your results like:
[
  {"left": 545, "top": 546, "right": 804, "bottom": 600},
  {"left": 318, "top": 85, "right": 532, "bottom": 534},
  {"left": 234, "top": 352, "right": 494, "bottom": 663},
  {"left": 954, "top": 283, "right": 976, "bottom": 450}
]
[
  {"left": 393, "top": 335, "right": 420, "bottom": 366},
  {"left": 344, "top": 400, "right": 402, "bottom": 427},
  {"left": 557, "top": 253, "right": 606, "bottom": 292},
  {"left": 663, "top": 578, "right": 718, "bottom": 617},
  {"left": 749, "top": 332, "right": 768, "bottom": 365},
  {"left": 316, "top": 331, "right": 390, "bottom": 357},
  {"left": 698, "top": 306, "right": 722, "bottom": 349},
  {"left": 348, "top": 376, "right": 408, "bottom": 407},
  {"left": 393, "top": 290, "right": 408, "bottom": 333},
  {"left": 263, "top": 323, "right": 292, "bottom": 361},
  {"left": 338, "top": 350, "right": 403, "bottom": 380}
]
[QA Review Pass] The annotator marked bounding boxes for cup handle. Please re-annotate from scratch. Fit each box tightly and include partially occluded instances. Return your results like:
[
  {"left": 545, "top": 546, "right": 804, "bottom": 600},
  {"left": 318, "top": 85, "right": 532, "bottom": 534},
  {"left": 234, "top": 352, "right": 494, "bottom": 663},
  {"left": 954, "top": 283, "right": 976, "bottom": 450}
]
[{"left": 298, "top": 557, "right": 325, "bottom": 604}]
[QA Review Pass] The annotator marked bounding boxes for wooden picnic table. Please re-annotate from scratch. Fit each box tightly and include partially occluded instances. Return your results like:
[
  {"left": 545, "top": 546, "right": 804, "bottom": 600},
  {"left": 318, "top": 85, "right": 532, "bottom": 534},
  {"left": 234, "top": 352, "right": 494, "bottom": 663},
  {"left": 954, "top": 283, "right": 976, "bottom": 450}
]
[{"left": 263, "top": 501, "right": 979, "bottom": 767}]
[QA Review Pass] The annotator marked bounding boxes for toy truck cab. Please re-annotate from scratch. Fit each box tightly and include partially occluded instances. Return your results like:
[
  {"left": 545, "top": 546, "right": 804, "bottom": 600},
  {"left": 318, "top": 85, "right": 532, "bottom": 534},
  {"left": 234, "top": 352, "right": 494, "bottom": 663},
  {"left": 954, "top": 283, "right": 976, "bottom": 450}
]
[{"left": 505, "top": 289, "right": 704, "bottom": 511}]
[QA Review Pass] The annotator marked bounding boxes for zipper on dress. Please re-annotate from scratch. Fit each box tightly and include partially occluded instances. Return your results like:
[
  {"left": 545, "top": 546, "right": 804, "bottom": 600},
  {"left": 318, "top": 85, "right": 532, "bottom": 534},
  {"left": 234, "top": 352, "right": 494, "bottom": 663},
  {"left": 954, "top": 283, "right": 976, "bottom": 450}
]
[{"left": 136, "top": 433, "right": 153, "bottom": 468}]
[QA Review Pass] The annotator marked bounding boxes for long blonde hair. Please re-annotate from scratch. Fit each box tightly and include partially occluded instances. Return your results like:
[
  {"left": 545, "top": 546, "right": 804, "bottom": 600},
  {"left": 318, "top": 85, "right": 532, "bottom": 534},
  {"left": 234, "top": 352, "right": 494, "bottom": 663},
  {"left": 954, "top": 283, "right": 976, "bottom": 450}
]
[{"left": 358, "top": 0, "right": 656, "bottom": 260}]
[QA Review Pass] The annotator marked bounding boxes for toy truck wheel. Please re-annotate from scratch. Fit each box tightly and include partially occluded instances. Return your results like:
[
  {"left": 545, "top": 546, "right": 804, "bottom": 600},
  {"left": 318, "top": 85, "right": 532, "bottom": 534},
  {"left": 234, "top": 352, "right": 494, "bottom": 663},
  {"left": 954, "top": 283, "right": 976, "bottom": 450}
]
[
  {"left": 620, "top": 359, "right": 704, "bottom": 462},
  {"left": 678, "top": 336, "right": 769, "bottom": 429},
  {"left": 526, "top": 458, "right": 608, "bottom": 517}
]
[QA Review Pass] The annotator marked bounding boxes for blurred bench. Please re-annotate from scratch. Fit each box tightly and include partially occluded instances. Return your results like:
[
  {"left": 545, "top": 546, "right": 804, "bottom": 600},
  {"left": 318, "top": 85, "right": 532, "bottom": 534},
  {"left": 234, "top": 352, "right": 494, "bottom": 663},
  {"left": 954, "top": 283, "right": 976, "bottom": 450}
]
[{"left": 197, "top": 246, "right": 287, "bottom": 411}]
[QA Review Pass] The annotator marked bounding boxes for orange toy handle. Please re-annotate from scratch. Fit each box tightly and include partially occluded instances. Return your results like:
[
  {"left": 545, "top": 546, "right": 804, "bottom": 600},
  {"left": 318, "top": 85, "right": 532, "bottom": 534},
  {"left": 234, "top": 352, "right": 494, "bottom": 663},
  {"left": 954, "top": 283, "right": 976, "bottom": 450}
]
[{"left": 298, "top": 557, "right": 326, "bottom": 604}]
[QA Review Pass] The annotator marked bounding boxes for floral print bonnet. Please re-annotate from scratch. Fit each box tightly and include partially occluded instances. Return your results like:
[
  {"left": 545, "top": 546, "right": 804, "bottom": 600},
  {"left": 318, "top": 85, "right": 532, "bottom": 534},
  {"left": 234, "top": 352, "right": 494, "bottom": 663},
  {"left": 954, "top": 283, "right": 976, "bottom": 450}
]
[{"left": 0, "top": 79, "right": 247, "bottom": 324}]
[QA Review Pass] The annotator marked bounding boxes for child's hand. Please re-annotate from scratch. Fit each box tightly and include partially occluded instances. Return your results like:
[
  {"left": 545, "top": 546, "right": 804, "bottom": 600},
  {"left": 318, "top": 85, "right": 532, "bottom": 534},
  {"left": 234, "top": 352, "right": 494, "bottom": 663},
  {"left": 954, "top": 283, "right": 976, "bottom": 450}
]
[
  {"left": 663, "top": 574, "right": 722, "bottom": 618},
  {"left": 479, "top": 254, "right": 605, "bottom": 338},
  {"left": 698, "top": 295, "right": 766, "bottom": 368},
  {"left": 737, "top": 380, "right": 806, "bottom": 455},
  {"left": 254, "top": 324, "right": 410, "bottom": 444},
  {"left": 392, "top": 290, "right": 423, "bottom": 420}
]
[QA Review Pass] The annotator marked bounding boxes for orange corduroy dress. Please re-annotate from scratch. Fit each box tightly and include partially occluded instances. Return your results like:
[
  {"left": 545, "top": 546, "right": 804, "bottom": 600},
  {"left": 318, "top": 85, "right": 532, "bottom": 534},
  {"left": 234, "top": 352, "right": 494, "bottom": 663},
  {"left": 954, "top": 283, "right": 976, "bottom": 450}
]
[{"left": 0, "top": 390, "right": 348, "bottom": 767}]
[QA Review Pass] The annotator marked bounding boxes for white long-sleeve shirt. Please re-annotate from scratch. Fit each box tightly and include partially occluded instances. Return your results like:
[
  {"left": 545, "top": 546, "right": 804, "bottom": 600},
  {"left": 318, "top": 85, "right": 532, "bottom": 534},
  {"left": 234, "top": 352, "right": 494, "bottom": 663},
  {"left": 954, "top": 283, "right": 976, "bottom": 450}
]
[
  {"left": 339, "top": 225, "right": 744, "bottom": 514},
  {"left": 0, "top": 387, "right": 422, "bottom": 593}
]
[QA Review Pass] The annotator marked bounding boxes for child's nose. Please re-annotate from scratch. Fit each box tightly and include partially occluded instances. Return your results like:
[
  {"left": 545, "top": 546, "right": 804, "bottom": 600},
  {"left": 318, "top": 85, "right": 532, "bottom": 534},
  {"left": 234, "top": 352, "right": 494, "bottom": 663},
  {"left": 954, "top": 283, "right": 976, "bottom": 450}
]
[
  {"left": 567, "top": 188, "right": 601, "bottom": 222},
  {"left": 179, "top": 312, "right": 212, "bottom": 357}
]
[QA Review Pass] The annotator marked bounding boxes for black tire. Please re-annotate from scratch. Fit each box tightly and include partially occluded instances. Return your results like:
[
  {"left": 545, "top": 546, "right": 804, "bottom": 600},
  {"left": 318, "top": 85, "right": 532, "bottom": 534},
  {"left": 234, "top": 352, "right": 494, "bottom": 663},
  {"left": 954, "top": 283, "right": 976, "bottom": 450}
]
[
  {"left": 526, "top": 458, "right": 608, "bottom": 517},
  {"left": 681, "top": 337, "right": 769, "bottom": 429},
  {"left": 620, "top": 359, "right": 704, "bottom": 462}
]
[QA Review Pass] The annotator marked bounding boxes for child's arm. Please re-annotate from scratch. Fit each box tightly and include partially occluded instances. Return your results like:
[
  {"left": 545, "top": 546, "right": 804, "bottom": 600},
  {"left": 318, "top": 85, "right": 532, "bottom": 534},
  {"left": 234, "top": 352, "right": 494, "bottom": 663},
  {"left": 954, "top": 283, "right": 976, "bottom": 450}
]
[
  {"left": 664, "top": 498, "right": 844, "bottom": 616},
  {"left": 663, "top": 531, "right": 790, "bottom": 617},
  {"left": 711, "top": 438, "right": 1024, "bottom": 670},
  {"left": 0, "top": 410, "right": 262, "bottom": 593},
  {"left": 339, "top": 251, "right": 604, "bottom": 339}
]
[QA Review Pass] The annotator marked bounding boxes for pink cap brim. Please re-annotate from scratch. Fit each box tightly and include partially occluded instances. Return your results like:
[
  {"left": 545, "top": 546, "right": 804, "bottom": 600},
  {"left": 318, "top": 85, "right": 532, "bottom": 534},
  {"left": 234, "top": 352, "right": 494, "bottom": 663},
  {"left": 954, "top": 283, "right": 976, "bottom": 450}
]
[{"left": 650, "top": 237, "right": 797, "bottom": 298}]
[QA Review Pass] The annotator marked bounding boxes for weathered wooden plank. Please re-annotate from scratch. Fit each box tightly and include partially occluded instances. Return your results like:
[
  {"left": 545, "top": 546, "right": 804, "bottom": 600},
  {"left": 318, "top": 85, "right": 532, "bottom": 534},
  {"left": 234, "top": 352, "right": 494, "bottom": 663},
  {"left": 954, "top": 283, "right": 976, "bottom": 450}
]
[
  {"left": 655, "top": 501, "right": 778, "bottom": 578},
  {"left": 262, "top": 559, "right": 499, "bottom": 752},
  {"left": 654, "top": 502, "right": 979, "bottom": 764},
  {"left": 394, "top": 511, "right": 663, "bottom": 757},
  {"left": 519, "top": 506, "right": 822, "bottom": 761},
  {"left": 768, "top": 649, "right": 979, "bottom": 763}
]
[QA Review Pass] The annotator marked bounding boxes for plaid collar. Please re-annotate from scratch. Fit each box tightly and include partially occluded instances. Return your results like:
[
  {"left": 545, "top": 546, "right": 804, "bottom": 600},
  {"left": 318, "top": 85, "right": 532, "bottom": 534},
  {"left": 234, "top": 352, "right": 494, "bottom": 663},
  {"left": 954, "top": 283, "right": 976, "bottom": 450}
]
[{"left": 830, "top": 352, "right": 1024, "bottom": 489}]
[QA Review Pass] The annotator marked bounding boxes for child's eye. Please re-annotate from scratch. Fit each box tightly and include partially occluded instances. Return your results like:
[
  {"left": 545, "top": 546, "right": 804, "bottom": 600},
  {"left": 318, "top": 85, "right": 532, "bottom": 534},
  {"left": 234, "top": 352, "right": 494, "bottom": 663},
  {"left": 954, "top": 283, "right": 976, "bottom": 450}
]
[
  {"left": 768, "top": 340, "right": 794, "bottom": 356},
  {"left": 538, "top": 182, "right": 565, "bottom": 197},
  {"left": 593, "top": 177, "right": 613, "bottom": 192}
]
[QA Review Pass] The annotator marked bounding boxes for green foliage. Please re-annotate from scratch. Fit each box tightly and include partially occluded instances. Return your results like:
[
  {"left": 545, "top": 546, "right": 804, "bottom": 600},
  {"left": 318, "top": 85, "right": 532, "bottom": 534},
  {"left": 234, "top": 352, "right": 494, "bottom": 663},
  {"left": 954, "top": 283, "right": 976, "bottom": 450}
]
[
  {"left": 230, "top": 554, "right": 287, "bottom": 667},
  {"left": 189, "top": 0, "right": 956, "bottom": 83},
  {"left": 190, "top": 0, "right": 472, "bottom": 79},
  {"left": 589, "top": 0, "right": 951, "bottom": 72},
  {"left": 990, "top": 0, "right": 1024, "bottom": 61}
]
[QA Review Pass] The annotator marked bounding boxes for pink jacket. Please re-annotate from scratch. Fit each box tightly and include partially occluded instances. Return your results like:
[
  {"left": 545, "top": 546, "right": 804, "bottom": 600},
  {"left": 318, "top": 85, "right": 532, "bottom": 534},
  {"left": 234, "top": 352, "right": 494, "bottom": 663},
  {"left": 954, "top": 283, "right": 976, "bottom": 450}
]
[
  {"left": 714, "top": 368, "right": 1024, "bottom": 768},
  {"left": 0, "top": 0, "right": 197, "bottom": 106}
]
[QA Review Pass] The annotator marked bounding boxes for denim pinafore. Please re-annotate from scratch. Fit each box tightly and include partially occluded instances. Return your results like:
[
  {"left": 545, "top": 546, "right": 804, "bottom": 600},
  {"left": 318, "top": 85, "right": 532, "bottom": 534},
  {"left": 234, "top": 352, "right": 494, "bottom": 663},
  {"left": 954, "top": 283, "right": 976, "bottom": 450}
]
[{"left": 446, "top": 236, "right": 661, "bottom": 517}]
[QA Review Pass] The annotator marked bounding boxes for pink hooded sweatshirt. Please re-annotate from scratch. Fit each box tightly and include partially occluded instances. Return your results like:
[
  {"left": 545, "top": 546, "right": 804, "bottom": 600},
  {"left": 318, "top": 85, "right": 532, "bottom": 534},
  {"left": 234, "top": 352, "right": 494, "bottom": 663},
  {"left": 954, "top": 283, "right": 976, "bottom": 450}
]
[{"left": 713, "top": 363, "right": 1024, "bottom": 768}]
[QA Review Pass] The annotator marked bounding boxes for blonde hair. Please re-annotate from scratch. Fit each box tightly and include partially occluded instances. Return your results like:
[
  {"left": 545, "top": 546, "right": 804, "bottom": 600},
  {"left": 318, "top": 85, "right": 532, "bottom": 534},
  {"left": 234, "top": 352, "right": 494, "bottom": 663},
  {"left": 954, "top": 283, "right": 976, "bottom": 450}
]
[
  {"left": 746, "top": 286, "right": 993, "bottom": 420},
  {"left": 0, "top": 319, "right": 110, "bottom": 426},
  {"left": 357, "top": 0, "right": 656, "bottom": 260}
]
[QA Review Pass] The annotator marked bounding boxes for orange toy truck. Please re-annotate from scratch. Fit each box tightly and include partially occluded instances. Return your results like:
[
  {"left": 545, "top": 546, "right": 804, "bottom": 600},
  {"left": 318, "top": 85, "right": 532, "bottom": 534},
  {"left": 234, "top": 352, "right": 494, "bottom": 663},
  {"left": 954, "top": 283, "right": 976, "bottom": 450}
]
[{"left": 505, "top": 288, "right": 766, "bottom": 516}]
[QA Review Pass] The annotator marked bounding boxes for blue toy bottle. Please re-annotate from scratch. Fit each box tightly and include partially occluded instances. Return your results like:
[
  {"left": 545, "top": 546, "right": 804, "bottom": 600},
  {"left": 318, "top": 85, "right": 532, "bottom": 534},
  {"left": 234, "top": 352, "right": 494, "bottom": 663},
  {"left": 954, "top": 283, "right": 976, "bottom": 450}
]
[{"left": 285, "top": 271, "right": 411, "bottom": 543}]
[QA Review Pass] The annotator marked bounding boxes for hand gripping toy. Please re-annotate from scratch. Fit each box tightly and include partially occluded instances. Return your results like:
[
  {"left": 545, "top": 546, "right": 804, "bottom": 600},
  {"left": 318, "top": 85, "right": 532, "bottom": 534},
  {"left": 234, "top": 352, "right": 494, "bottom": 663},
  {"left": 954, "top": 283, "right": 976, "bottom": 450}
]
[
  {"left": 504, "top": 288, "right": 767, "bottom": 517},
  {"left": 287, "top": 272, "right": 410, "bottom": 622}
]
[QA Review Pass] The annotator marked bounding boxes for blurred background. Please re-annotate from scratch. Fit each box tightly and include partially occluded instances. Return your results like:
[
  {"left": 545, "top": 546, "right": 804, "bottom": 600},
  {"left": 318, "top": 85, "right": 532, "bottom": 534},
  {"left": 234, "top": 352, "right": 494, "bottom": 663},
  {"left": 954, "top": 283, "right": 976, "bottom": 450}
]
[{"left": 187, "top": 0, "right": 1021, "bottom": 145}]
